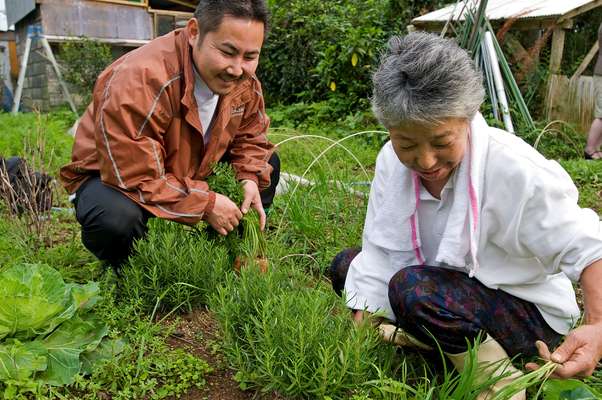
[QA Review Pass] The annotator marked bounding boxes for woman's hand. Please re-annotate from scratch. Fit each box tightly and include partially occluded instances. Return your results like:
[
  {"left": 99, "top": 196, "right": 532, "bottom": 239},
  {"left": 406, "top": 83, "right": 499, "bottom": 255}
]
[
  {"left": 526, "top": 323, "right": 602, "bottom": 378},
  {"left": 526, "top": 260, "right": 602, "bottom": 378},
  {"left": 353, "top": 310, "right": 368, "bottom": 323}
]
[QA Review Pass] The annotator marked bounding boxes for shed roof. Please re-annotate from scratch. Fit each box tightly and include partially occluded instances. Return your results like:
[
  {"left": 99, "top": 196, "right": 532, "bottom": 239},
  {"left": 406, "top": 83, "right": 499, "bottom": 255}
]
[{"left": 412, "top": 0, "right": 601, "bottom": 25}]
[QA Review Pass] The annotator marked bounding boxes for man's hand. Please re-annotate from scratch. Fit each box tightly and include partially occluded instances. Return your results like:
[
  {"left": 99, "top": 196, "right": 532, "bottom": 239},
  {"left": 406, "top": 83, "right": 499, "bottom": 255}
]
[
  {"left": 525, "top": 323, "right": 602, "bottom": 378},
  {"left": 241, "top": 179, "right": 266, "bottom": 230},
  {"left": 205, "top": 193, "right": 242, "bottom": 236}
]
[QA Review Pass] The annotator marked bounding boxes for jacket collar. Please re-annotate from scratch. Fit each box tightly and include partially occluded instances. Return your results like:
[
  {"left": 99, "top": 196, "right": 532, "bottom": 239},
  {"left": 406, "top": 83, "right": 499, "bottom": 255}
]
[{"left": 175, "top": 29, "right": 202, "bottom": 134}]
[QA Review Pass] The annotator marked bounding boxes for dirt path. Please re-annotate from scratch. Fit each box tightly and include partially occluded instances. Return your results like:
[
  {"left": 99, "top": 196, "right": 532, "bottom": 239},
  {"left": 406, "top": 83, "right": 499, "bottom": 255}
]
[{"left": 166, "top": 308, "right": 283, "bottom": 400}]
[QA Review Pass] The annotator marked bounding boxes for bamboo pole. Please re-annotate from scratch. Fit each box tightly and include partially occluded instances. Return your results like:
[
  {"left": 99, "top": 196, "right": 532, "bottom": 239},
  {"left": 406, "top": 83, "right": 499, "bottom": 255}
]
[{"left": 484, "top": 31, "right": 513, "bottom": 133}]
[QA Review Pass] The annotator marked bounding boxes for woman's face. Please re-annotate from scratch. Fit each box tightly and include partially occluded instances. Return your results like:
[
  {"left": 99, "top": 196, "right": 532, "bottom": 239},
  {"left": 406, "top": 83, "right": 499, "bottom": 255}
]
[{"left": 389, "top": 117, "right": 469, "bottom": 185}]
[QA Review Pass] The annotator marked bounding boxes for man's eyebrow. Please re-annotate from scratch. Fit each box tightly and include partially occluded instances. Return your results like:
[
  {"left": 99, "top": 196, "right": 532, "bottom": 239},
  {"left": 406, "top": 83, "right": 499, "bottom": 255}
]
[
  {"left": 219, "top": 42, "right": 260, "bottom": 56},
  {"left": 219, "top": 42, "right": 239, "bottom": 53}
]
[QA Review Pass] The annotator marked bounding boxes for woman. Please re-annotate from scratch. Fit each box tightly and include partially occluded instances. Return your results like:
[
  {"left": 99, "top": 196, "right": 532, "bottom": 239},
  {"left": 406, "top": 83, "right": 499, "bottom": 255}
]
[{"left": 330, "top": 32, "right": 602, "bottom": 399}]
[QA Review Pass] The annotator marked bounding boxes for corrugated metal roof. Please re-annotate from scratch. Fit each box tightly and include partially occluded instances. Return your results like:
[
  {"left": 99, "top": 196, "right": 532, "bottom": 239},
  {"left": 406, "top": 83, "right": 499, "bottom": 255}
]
[{"left": 412, "top": 0, "right": 596, "bottom": 23}]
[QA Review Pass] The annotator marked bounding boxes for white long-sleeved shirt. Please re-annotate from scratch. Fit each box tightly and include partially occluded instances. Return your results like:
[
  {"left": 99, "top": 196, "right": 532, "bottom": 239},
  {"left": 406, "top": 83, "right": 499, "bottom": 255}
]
[{"left": 344, "top": 125, "right": 602, "bottom": 334}]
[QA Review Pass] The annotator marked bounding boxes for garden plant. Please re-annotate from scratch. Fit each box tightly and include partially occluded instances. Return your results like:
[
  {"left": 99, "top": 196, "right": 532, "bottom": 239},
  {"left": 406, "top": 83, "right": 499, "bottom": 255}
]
[{"left": 1, "top": 0, "right": 602, "bottom": 397}]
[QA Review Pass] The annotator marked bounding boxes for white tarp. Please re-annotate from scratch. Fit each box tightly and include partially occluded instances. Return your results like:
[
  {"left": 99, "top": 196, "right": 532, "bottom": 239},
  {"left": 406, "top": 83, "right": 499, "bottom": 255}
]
[{"left": 412, "top": 0, "right": 596, "bottom": 23}]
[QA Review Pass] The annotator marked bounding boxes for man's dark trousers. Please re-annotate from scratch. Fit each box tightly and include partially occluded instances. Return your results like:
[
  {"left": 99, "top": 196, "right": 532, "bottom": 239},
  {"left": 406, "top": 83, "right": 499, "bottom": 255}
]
[{"left": 74, "top": 153, "right": 280, "bottom": 267}]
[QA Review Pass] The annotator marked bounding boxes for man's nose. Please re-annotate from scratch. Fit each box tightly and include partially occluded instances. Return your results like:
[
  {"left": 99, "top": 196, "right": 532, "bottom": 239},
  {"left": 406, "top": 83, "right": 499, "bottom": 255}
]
[{"left": 226, "top": 59, "right": 243, "bottom": 78}]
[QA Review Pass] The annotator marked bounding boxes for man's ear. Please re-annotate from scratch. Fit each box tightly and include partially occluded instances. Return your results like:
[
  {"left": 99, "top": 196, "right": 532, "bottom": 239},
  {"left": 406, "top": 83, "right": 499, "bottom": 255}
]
[{"left": 186, "top": 18, "right": 199, "bottom": 47}]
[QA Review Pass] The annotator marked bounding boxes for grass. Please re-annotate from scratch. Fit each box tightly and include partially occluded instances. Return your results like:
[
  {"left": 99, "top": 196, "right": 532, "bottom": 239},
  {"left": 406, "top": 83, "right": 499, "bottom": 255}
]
[
  {"left": 0, "top": 110, "right": 76, "bottom": 177},
  {"left": 0, "top": 106, "right": 600, "bottom": 398}
]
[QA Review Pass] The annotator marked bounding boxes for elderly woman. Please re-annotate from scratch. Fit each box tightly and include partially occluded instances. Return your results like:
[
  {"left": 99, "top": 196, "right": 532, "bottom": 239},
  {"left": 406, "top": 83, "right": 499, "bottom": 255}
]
[{"left": 330, "top": 32, "right": 602, "bottom": 399}]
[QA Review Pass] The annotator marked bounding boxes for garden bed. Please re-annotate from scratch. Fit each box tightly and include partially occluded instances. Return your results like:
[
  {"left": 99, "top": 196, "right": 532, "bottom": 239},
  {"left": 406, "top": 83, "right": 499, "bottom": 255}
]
[{"left": 0, "top": 110, "right": 601, "bottom": 399}]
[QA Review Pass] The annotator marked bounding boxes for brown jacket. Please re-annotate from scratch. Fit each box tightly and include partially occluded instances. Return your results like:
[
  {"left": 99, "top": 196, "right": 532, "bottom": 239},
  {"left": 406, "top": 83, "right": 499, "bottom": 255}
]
[{"left": 60, "top": 29, "right": 274, "bottom": 225}]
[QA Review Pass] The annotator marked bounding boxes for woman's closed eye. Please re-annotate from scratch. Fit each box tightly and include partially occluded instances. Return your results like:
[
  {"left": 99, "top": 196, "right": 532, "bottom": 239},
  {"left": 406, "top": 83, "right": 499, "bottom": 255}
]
[{"left": 433, "top": 141, "right": 453, "bottom": 148}]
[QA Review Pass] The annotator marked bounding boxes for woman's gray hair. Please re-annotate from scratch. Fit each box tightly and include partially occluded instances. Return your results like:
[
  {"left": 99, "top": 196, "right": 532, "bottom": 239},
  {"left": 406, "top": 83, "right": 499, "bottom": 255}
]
[{"left": 372, "top": 32, "right": 485, "bottom": 128}]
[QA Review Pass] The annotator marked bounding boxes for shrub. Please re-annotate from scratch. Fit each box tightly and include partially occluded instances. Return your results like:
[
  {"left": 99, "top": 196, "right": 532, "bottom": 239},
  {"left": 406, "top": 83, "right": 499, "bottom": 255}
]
[
  {"left": 59, "top": 38, "right": 113, "bottom": 106},
  {"left": 261, "top": 0, "right": 399, "bottom": 109},
  {"left": 260, "top": 0, "right": 448, "bottom": 110},
  {"left": 121, "top": 219, "right": 232, "bottom": 313}
]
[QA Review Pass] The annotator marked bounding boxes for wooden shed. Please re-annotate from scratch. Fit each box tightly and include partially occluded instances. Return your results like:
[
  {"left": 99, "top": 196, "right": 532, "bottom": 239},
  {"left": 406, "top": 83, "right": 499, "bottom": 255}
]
[
  {"left": 411, "top": 0, "right": 602, "bottom": 132},
  {"left": 7, "top": 0, "right": 200, "bottom": 111}
]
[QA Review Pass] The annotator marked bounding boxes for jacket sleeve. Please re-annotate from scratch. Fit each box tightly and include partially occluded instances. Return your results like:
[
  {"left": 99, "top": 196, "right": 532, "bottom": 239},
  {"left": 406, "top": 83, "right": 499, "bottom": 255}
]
[
  {"left": 91, "top": 65, "right": 215, "bottom": 225},
  {"left": 228, "top": 79, "right": 274, "bottom": 190}
]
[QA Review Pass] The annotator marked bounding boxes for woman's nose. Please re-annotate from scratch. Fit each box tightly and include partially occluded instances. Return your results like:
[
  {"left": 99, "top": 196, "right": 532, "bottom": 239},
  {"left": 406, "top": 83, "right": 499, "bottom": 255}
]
[{"left": 416, "top": 150, "right": 437, "bottom": 170}]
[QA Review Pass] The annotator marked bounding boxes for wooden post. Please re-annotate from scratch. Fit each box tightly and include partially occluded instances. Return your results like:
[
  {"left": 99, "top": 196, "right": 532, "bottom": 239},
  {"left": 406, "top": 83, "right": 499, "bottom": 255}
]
[
  {"left": 550, "top": 27, "right": 566, "bottom": 75},
  {"left": 11, "top": 34, "right": 32, "bottom": 114},
  {"left": 40, "top": 37, "right": 77, "bottom": 114},
  {"left": 571, "top": 41, "right": 599, "bottom": 82},
  {"left": 12, "top": 25, "right": 78, "bottom": 115}
]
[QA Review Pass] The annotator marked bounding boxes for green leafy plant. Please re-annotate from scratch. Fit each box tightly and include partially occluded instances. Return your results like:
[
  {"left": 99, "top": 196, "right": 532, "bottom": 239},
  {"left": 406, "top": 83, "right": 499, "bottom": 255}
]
[
  {"left": 60, "top": 291, "right": 212, "bottom": 400},
  {"left": 543, "top": 378, "right": 601, "bottom": 399},
  {"left": 211, "top": 263, "right": 397, "bottom": 399},
  {"left": 121, "top": 217, "right": 232, "bottom": 312},
  {"left": 206, "top": 162, "right": 268, "bottom": 259},
  {"left": 0, "top": 263, "right": 118, "bottom": 395},
  {"left": 121, "top": 162, "right": 267, "bottom": 312}
]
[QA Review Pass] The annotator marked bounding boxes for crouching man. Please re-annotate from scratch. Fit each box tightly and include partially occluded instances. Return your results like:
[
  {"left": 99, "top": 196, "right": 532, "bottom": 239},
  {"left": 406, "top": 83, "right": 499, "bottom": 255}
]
[{"left": 60, "top": 0, "right": 279, "bottom": 267}]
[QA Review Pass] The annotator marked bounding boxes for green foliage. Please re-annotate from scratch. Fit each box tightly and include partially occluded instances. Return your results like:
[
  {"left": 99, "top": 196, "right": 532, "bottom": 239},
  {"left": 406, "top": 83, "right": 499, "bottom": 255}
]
[
  {"left": 0, "top": 108, "right": 600, "bottom": 399},
  {"left": 121, "top": 219, "right": 231, "bottom": 313},
  {"left": 261, "top": 0, "right": 448, "bottom": 109},
  {"left": 268, "top": 99, "right": 380, "bottom": 130},
  {"left": 559, "top": 160, "right": 602, "bottom": 213},
  {"left": 78, "top": 346, "right": 210, "bottom": 400},
  {"left": 59, "top": 38, "right": 113, "bottom": 106},
  {"left": 121, "top": 162, "right": 266, "bottom": 312},
  {"left": 543, "top": 379, "right": 602, "bottom": 400},
  {"left": 211, "top": 264, "right": 397, "bottom": 399},
  {"left": 0, "top": 264, "right": 114, "bottom": 396},
  {"left": 261, "top": 0, "right": 399, "bottom": 108},
  {"left": 273, "top": 178, "right": 369, "bottom": 273},
  {"left": 519, "top": 121, "right": 586, "bottom": 160},
  {"left": 0, "top": 112, "right": 75, "bottom": 177},
  {"left": 206, "top": 162, "right": 244, "bottom": 205},
  {"left": 63, "top": 293, "right": 211, "bottom": 400},
  {"left": 0, "top": 263, "right": 98, "bottom": 340}
]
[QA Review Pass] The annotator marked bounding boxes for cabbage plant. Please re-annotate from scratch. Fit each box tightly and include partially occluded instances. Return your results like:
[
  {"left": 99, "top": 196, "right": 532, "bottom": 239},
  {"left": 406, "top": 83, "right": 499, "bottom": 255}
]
[{"left": 0, "top": 263, "right": 119, "bottom": 387}]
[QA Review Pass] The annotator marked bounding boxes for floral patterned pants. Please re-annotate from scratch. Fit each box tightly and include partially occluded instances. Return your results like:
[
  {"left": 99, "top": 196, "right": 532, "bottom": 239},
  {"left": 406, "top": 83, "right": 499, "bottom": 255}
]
[{"left": 329, "top": 247, "right": 563, "bottom": 356}]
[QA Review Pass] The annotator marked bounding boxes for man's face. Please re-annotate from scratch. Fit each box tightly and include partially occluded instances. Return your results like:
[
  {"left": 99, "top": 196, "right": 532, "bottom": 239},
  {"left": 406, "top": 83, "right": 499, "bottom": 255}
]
[{"left": 187, "top": 15, "right": 264, "bottom": 95}]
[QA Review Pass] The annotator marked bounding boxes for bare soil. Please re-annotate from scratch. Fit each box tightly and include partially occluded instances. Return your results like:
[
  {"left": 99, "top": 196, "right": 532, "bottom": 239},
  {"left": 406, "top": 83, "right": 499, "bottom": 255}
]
[{"left": 164, "top": 308, "right": 284, "bottom": 400}]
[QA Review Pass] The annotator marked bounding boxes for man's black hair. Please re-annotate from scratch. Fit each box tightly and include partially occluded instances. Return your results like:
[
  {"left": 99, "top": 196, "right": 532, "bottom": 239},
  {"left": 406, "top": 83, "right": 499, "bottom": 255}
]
[{"left": 194, "top": 0, "right": 270, "bottom": 43}]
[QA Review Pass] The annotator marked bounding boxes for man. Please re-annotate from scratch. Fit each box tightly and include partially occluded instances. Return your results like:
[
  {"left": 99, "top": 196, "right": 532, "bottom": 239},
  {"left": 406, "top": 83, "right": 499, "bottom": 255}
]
[
  {"left": 585, "top": 21, "right": 602, "bottom": 160},
  {"left": 60, "top": 0, "right": 279, "bottom": 267}
]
